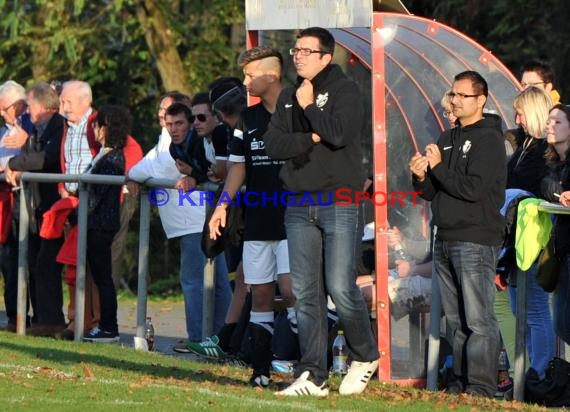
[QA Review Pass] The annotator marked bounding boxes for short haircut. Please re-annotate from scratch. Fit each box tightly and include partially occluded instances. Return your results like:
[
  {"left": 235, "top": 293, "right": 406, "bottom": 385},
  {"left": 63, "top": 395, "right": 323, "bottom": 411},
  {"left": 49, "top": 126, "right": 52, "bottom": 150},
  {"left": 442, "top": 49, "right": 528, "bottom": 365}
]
[
  {"left": 0, "top": 80, "right": 26, "bottom": 102},
  {"left": 454, "top": 70, "right": 488, "bottom": 98},
  {"left": 208, "top": 77, "right": 246, "bottom": 116},
  {"left": 62, "top": 80, "right": 92, "bottom": 101},
  {"left": 513, "top": 86, "right": 553, "bottom": 138},
  {"left": 545, "top": 104, "right": 570, "bottom": 164},
  {"left": 190, "top": 92, "right": 211, "bottom": 109},
  {"left": 27, "top": 82, "right": 60, "bottom": 111},
  {"left": 165, "top": 102, "right": 193, "bottom": 122},
  {"left": 238, "top": 46, "right": 284, "bottom": 68},
  {"left": 96, "top": 105, "right": 132, "bottom": 149},
  {"left": 298, "top": 26, "right": 335, "bottom": 55},
  {"left": 160, "top": 91, "right": 192, "bottom": 108},
  {"left": 521, "top": 59, "right": 555, "bottom": 85}
]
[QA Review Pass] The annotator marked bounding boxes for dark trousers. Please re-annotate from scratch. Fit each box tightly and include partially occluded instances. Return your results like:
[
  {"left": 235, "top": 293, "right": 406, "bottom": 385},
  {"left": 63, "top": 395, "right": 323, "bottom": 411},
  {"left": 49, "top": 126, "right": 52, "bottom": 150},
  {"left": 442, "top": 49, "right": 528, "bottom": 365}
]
[
  {"left": 87, "top": 230, "right": 118, "bottom": 333},
  {"left": 29, "top": 232, "right": 65, "bottom": 326}
]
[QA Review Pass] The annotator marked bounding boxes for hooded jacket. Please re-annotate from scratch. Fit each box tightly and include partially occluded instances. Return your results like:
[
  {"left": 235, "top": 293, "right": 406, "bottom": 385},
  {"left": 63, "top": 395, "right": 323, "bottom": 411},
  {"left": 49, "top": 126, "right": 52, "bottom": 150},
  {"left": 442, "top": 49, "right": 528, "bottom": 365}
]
[
  {"left": 264, "top": 64, "right": 364, "bottom": 201},
  {"left": 413, "top": 114, "right": 506, "bottom": 246}
]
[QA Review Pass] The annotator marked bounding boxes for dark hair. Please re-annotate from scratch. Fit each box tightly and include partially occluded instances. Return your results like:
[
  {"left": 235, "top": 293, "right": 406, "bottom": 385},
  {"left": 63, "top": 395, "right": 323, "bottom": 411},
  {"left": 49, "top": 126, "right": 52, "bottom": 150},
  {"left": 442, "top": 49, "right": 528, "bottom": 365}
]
[
  {"left": 454, "top": 70, "right": 488, "bottom": 98},
  {"left": 521, "top": 59, "right": 556, "bottom": 85},
  {"left": 160, "top": 91, "right": 192, "bottom": 108},
  {"left": 96, "top": 105, "right": 131, "bottom": 149},
  {"left": 208, "top": 77, "right": 246, "bottom": 116},
  {"left": 238, "top": 46, "right": 283, "bottom": 68},
  {"left": 191, "top": 92, "right": 211, "bottom": 109},
  {"left": 26, "top": 82, "right": 60, "bottom": 111},
  {"left": 298, "top": 26, "right": 335, "bottom": 55},
  {"left": 165, "top": 102, "right": 193, "bottom": 122},
  {"left": 545, "top": 104, "right": 570, "bottom": 164}
]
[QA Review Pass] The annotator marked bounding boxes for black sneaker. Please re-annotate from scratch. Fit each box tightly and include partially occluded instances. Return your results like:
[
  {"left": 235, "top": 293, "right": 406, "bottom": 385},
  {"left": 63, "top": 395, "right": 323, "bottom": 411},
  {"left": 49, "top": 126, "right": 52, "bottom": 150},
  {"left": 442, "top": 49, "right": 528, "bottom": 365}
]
[
  {"left": 82, "top": 326, "right": 119, "bottom": 343},
  {"left": 249, "top": 374, "right": 271, "bottom": 388}
]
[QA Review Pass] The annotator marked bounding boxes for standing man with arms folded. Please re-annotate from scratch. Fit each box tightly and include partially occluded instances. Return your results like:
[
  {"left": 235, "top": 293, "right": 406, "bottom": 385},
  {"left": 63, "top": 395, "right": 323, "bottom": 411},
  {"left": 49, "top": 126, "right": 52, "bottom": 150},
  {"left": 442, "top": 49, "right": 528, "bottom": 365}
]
[
  {"left": 409, "top": 71, "right": 506, "bottom": 398},
  {"left": 264, "top": 27, "right": 379, "bottom": 397}
]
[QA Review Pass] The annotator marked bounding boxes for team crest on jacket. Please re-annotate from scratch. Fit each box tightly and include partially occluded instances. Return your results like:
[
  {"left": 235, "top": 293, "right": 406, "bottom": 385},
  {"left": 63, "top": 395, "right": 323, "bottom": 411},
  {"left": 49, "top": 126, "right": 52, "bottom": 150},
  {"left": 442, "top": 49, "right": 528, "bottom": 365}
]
[
  {"left": 462, "top": 140, "right": 472, "bottom": 154},
  {"left": 316, "top": 92, "right": 329, "bottom": 108}
]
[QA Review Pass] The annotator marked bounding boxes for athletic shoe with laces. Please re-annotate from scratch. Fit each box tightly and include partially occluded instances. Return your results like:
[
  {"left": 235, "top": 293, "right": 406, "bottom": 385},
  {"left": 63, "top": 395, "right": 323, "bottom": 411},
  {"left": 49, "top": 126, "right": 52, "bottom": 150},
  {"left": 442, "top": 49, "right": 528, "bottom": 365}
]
[
  {"left": 186, "top": 335, "right": 226, "bottom": 358},
  {"left": 274, "top": 371, "right": 329, "bottom": 397},
  {"left": 339, "top": 359, "right": 378, "bottom": 395},
  {"left": 249, "top": 374, "right": 271, "bottom": 388},
  {"left": 82, "top": 326, "right": 120, "bottom": 343}
]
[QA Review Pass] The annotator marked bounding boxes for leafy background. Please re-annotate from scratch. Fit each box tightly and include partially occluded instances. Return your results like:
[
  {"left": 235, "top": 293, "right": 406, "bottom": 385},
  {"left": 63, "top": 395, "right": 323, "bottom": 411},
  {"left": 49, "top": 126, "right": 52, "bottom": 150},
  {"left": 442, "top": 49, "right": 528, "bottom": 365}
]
[{"left": 0, "top": 0, "right": 567, "bottom": 292}]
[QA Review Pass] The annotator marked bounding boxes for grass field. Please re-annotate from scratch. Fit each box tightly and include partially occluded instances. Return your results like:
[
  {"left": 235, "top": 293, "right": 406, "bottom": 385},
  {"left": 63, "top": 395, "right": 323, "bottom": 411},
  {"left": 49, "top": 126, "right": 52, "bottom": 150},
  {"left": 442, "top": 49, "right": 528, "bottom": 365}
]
[{"left": 0, "top": 331, "right": 546, "bottom": 411}]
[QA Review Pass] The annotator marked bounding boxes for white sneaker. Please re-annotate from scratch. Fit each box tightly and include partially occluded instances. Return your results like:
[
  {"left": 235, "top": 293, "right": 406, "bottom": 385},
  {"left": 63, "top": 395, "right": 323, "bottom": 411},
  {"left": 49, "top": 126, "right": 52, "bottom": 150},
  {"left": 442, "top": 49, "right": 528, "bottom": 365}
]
[
  {"left": 339, "top": 359, "right": 378, "bottom": 395},
  {"left": 274, "top": 371, "right": 329, "bottom": 397}
]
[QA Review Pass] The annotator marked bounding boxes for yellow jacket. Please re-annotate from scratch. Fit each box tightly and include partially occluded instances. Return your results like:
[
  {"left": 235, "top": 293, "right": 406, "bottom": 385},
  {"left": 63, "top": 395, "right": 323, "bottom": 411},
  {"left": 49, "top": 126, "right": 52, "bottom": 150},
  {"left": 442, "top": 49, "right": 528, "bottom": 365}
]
[{"left": 515, "top": 198, "right": 552, "bottom": 270}]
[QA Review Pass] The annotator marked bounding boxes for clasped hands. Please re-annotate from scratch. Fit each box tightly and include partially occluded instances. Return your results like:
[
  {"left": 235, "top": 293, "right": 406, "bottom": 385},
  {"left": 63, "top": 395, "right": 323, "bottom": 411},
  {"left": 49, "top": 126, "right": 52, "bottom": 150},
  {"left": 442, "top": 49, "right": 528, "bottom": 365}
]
[{"left": 408, "top": 143, "right": 442, "bottom": 181}]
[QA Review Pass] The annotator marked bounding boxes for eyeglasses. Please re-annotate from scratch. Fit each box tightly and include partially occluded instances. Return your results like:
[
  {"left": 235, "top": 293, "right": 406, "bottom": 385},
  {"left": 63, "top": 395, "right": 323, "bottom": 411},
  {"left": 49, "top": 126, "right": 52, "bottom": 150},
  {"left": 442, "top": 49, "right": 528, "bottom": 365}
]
[
  {"left": 0, "top": 101, "right": 17, "bottom": 112},
  {"left": 289, "top": 47, "right": 327, "bottom": 57},
  {"left": 190, "top": 113, "right": 209, "bottom": 123},
  {"left": 442, "top": 110, "right": 453, "bottom": 118},
  {"left": 520, "top": 81, "right": 545, "bottom": 88},
  {"left": 446, "top": 92, "right": 480, "bottom": 100}
]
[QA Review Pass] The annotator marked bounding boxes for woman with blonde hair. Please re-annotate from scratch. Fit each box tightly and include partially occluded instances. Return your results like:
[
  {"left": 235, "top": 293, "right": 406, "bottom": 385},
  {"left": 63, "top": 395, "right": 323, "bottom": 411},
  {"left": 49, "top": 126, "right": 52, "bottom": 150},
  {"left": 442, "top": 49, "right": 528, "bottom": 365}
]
[{"left": 506, "top": 86, "right": 555, "bottom": 379}]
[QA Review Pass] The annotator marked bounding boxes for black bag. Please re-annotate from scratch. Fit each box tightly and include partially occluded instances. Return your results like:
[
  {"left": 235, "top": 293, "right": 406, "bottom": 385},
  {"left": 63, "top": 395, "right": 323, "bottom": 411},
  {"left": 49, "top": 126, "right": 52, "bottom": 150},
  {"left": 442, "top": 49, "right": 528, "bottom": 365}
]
[
  {"left": 201, "top": 186, "right": 244, "bottom": 259},
  {"left": 536, "top": 236, "right": 561, "bottom": 293},
  {"left": 525, "top": 357, "right": 570, "bottom": 406}
]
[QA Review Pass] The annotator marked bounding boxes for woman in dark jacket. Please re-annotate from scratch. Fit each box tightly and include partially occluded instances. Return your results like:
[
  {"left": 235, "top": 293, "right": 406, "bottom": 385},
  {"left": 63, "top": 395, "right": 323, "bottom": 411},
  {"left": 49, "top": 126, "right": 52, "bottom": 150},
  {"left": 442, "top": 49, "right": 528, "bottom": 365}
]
[
  {"left": 541, "top": 104, "right": 570, "bottom": 345},
  {"left": 82, "top": 105, "right": 128, "bottom": 343},
  {"left": 506, "top": 87, "right": 554, "bottom": 379}
]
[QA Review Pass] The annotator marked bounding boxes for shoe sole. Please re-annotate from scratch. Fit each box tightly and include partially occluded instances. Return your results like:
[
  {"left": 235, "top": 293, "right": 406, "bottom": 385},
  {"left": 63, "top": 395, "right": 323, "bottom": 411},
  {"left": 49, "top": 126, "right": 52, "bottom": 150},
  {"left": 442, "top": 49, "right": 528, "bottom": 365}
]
[{"left": 82, "top": 337, "right": 120, "bottom": 343}]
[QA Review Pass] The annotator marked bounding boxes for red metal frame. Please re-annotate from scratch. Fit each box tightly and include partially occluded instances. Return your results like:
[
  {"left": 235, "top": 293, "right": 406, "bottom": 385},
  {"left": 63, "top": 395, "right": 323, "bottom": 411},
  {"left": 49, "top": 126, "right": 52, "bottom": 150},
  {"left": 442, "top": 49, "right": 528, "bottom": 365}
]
[{"left": 371, "top": 12, "right": 391, "bottom": 382}]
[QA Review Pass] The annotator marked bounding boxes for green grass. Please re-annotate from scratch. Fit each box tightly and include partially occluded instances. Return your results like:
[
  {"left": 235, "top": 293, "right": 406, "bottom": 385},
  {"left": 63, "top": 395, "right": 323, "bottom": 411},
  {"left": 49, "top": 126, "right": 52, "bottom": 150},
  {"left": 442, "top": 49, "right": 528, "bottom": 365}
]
[{"left": 0, "top": 332, "right": 545, "bottom": 411}]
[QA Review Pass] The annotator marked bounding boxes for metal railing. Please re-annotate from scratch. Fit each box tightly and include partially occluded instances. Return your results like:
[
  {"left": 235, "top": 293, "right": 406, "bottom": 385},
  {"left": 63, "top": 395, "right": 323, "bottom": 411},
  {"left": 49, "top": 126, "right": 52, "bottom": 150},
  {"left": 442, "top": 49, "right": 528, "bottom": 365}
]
[{"left": 15, "top": 172, "right": 220, "bottom": 342}]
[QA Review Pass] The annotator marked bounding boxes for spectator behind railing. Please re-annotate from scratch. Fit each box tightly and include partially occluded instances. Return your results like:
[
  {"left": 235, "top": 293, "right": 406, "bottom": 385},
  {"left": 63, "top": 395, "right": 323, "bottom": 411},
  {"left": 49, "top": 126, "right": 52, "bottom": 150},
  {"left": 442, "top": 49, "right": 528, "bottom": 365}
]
[{"left": 80, "top": 105, "right": 129, "bottom": 343}]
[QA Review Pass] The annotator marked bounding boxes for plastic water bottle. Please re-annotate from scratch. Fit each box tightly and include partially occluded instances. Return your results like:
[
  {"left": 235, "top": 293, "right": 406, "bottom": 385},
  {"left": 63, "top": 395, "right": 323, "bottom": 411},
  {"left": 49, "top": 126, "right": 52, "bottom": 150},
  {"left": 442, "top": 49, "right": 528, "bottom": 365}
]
[
  {"left": 497, "top": 348, "right": 508, "bottom": 383},
  {"left": 144, "top": 317, "right": 155, "bottom": 351},
  {"left": 332, "top": 330, "right": 348, "bottom": 375}
]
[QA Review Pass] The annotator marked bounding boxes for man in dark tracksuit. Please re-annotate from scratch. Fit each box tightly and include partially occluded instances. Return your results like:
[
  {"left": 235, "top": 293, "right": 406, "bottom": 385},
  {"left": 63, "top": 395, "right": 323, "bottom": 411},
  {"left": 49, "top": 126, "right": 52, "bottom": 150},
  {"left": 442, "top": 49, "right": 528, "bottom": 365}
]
[
  {"left": 410, "top": 71, "right": 506, "bottom": 398},
  {"left": 265, "top": 27, "right": 378, "bottom": 397}
]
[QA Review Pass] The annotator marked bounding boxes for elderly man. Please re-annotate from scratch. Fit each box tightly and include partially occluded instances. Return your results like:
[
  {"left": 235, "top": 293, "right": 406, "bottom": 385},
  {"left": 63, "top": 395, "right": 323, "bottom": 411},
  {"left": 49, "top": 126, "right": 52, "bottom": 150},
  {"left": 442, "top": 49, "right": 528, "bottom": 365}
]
[
  {"left": 0, "top": 80, "right": 30, "bottom": 332},
  {"left": 7, "top": 83, "right": 67, "bottom": 336},
  {"left": 58, "top": 80, "right": 100, "bottom": 197}
]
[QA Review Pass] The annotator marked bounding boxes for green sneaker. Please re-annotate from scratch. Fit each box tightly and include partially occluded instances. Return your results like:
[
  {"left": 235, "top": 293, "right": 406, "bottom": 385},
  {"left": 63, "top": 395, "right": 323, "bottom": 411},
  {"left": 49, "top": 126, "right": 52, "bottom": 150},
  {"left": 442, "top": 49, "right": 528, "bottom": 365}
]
[{"left": 187, "top": 335, "right": 226, "bottom": 358}]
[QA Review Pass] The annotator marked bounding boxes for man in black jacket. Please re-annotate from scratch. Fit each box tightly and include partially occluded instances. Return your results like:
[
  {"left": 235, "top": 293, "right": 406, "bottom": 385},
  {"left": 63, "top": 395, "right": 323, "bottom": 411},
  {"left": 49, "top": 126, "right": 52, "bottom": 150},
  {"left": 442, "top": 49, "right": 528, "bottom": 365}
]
[
  {"left": 409, "top": 71, "right": 506, "bottom": 398},
  {"left": 7, "top": 82, "right": 67, "bottom": 336},
  {"left": 265, "top": 27, "right": 378, "bottom": 397}
]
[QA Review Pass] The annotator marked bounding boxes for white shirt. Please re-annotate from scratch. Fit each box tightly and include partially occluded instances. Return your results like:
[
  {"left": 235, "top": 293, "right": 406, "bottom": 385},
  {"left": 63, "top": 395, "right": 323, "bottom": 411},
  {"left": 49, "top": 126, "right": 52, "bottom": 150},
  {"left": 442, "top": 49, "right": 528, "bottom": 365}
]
[{"left": 128, "top": 127, "right": 205, "bottom": 238}]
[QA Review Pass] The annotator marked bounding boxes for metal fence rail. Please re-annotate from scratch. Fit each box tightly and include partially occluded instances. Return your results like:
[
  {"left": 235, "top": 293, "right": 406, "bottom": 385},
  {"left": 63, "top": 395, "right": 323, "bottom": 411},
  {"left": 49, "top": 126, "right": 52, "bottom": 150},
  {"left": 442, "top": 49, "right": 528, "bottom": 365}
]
[{"left": 16, "top": 172, "right": 219, "bottom": 342}]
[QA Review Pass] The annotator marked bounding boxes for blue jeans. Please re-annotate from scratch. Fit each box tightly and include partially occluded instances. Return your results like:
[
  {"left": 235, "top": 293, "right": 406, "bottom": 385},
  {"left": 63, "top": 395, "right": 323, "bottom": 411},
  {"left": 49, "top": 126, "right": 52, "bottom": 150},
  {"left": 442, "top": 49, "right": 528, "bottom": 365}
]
[
  {"left": 434, "top": 239, "right": 500, "bottom": 397},
  {"left": 554, "top": 255, "right": 570, "bottom": 345},
  {"left": 508, "top": 263, "right": 555, "bottom": 378},
  {"left": 285, "top": 204, "right": 378, "bottom": 382},
  {"left": 179, "top": 233, "right": 232, "bottom": 341}
]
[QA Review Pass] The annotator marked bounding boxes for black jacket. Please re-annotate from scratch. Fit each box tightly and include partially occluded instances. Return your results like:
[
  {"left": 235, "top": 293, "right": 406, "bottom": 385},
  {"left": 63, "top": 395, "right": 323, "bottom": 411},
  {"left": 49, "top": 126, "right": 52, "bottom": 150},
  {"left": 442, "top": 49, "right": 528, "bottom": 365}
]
[
  {"left": 542, "top": 160, "right": 570, "bottom": 257},
  {"left": 87, "top": 149, "right": 125, "bottom": 233},
  {"left": 264, "top": 64, "right": 364, "bottom": 200},
  {"left": 413, "top": 114, "right": 506, "bottom": 246},
  {"left": 8, "top": 113, "right": 65, "bottom": 231},
  {"left": 507, "top": 136, "right": 548, "bottom": 196}
]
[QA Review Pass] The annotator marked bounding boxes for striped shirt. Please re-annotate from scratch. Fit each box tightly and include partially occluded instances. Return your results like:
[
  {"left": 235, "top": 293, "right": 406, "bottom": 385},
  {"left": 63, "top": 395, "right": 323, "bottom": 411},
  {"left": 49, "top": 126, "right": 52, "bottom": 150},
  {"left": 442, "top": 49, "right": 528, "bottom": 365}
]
[{"left": 64, "top": 108, "right": 94, "bottom": 192}]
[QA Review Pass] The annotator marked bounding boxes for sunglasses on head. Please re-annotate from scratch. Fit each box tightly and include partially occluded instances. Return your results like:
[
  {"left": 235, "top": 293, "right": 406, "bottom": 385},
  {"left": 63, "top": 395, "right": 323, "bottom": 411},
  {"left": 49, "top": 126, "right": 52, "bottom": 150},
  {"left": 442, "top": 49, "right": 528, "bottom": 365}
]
[{"left": 190, "top": 113, "right": 208, "bottom": 123}]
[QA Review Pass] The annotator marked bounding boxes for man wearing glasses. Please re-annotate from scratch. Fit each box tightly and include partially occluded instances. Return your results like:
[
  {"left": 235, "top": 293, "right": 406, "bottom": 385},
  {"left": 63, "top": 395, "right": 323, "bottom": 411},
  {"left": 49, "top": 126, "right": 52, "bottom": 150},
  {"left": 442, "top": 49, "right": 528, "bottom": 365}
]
[
  {"left": 265, "top": 27, "right": 379, "bottom": 397},
  {"left": 409, "top": 71, "right": 506, "bottom": 398},
  {"left": 0, "top": 80, "right": 31, "bottom": 332}
]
